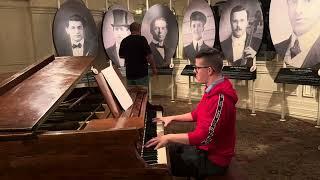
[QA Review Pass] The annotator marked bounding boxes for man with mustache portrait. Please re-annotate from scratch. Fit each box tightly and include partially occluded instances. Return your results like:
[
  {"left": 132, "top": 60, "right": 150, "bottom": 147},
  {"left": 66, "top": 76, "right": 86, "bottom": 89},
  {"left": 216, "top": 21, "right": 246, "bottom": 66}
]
[
  {"left": 221, "top": 5, "right": 261, "bottom": 67},
  {"left": 274, "top": 0, "right": 320, "bottom": 69}
]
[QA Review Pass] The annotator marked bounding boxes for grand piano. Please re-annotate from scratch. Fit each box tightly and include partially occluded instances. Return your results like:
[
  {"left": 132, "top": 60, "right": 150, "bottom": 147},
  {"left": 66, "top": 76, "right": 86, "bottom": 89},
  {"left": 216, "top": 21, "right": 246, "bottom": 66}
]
[{"left": 0, "top": 55, "right": 171, "bottom": 179}]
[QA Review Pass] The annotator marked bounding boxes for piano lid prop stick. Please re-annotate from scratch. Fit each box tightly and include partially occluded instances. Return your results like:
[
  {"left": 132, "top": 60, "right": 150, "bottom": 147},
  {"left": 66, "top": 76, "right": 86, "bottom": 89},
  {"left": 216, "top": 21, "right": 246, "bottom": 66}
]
[
  {"left": 69, "top": 91, "right": 90, "bottom": 109},
  {"left": 57, "top": 0, "right": 60, "bottom": 9},
  {"left": 169, "top": 0, "right": 172, "bottom": 10}
]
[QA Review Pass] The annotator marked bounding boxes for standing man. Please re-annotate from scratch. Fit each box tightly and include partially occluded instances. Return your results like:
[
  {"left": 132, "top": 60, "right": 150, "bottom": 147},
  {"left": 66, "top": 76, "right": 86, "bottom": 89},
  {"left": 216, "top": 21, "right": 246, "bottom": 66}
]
[
  {"left": 63, "top": 14, "right": 94, "bottom": 56},
  {"left": 145, "top": 48, "right": 238, "bottom": 179},
  {"left": 220, "top": 5, "right": 260, "bottom": 67},
  {"left": 184, "top": 11, "right": 210, "bottom": 64},
  {"left": 274, "top": 0, "right": 320, "bottom": 68},
  {"left": 106, "top": 9, "right": 131, "bottom": 67},
  {"left": 119, "top": 22, "right": 157, "bottom": 86},
  {"left": 149, "top": 17, "right": 170, "bottom": 68}
]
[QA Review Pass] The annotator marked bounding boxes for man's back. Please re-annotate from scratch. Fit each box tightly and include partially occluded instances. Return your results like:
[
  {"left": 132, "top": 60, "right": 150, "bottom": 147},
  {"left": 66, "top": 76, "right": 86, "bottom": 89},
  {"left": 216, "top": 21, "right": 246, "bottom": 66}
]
[{"left": 119, "top": 35, "right": 151, "bottom": 79}]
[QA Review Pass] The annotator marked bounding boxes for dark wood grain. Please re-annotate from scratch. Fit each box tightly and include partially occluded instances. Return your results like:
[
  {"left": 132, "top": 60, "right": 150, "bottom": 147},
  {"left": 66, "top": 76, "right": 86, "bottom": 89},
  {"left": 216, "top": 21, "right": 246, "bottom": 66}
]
[
  {"left": 131, "top": 91, "right": 144, "bottom": 117},
  {"left": 84, "top": 88, "right": 147, "bottom": 130},
  {"left": 0, "top": 56, "right": 94, "bottom": 132},
  {"left": 94, "top": 72, "right": 122, "bottom": 118},
  {"left": 0, "top": 168, "right": 171, "bottom": 180},
  {"left": 0, "top": 128, "right": 172, "bottom": 179},
  {"left": 0, "top": 61, "right": 170, "bottom": 179},
  {"left": 0, "top": 129, "right": 143, "bottom": 169},
  {"left": 128, "top": 87, "right": 148, "bottom": 120}
]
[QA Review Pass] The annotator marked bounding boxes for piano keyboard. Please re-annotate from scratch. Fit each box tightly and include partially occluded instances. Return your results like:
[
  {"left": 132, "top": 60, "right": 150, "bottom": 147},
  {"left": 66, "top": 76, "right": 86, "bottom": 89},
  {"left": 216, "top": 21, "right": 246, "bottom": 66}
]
[
  {"left": 141, "top": 106, "right": 168, "bottom": 165},
  {"left": 155, "top": 110, "right": 167, "bottom": 165}
]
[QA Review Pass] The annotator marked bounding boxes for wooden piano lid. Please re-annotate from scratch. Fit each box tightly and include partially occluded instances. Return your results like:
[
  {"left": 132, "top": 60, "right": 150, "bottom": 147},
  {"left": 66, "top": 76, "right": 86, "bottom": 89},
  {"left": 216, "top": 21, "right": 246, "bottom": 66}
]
[{"left": 0, "top": 56, "right": 94, "bottom": 132}]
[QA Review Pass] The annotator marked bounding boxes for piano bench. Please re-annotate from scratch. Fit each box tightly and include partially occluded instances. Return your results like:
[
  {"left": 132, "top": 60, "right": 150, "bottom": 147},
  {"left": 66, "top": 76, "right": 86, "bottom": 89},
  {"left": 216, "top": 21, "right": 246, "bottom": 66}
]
[{"left": 206, "top": 159, "right": 247, "bottom": 180}]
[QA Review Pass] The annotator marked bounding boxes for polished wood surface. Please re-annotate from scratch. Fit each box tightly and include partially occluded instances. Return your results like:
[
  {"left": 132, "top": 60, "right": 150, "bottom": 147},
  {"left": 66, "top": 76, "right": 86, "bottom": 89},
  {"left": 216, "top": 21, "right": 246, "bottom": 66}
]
[
  {"left": 0, "top": 56, "right": 94, "bottom": 132},
  {"left": 0, "top": 88, "right": 171, "bottom": 179},
  {"left": 0, "top": 58, "right": 171, "bottom": 179},
  {"left": 84, "top": 87, "right": 148, "bottom": 131},
  {"left": 84, "top": 88, "right": 148, "bottom": 131},
  {"left": 94, "top": 72, "right": 121, "bottom": 117}
]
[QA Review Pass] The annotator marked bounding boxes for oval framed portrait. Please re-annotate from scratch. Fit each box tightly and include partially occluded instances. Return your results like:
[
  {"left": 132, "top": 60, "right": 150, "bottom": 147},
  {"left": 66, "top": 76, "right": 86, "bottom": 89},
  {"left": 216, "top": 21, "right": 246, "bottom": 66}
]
[
  {"left": 53, "top": 0, "right": 98, "bottom": 57},
  {"left": 182, "top": 0, "right": 215, "bottom": 64},
  {"left": 141, "top": 4, "right": 179, "bottom": 68},
  {"left": 102, "top": 5, "right": 134, "bottom": 67},
  {"left": 270, "top": 0, "right": 320, "bottom": 68},
  {"left": 219, "top": 0, "right": 263, "bottom": 67}
]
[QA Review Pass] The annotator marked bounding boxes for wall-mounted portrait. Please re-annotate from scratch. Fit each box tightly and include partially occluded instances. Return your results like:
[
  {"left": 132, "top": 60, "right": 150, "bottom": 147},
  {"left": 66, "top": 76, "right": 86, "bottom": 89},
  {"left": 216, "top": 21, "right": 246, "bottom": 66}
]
[
  {"left": 182, "top": 0, "right": 215, "bottom": 64},
  {"left": 102, "top": 5, "right": 134, "bottom": 67},
  {"left": 53, "top": 0, "right": 98, "bottom": 57},
  {"left": 141, "top": 4, "right": 179, "bottom": 68},
  {"left": 270, "top": 0, "right": 320, "bottom": 69},
  {"left": 219, "top": 0, "right": 263, "bottom": 67}
]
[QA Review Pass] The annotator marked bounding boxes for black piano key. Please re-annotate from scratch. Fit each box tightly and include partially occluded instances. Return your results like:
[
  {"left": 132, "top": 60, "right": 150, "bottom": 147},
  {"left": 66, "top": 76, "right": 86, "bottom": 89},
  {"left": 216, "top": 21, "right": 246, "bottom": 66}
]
[
  {"left": 143, "top": 154, "right": 158, "bottom": 159},
  {"left": 142, "top": 151, "right": 157, "bottom": 155},
  {"left": 145, "top": 160, "right": 158, "bottom": 164}
]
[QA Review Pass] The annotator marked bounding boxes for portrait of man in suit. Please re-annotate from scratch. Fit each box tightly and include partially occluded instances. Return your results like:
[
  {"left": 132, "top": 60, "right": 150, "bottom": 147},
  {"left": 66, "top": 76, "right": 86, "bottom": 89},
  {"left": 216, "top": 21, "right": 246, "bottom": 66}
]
[
  {"left": 149, "top": 17, "right": 170, "bottom": 68},
  {"left": 105, "top": 9, "right": 131, "bottom": 67},
  {"left": 63, "top": 14, "right": 94, "bottom": 56},
  {"left": 183, "top": 11, "right": 210, "bottom": 64},
  {"left": 274, "top": 0, "right": 320, "bottom": 69},
  {"left": 220, "top": 5, "right": 261, "bottom": 67}
]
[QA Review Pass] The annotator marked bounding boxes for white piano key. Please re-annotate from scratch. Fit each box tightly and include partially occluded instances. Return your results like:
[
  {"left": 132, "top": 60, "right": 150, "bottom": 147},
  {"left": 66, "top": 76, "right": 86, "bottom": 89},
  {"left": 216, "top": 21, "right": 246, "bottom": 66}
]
[{"left": 156, "top": 110, "right": 167, "bottom": 165}]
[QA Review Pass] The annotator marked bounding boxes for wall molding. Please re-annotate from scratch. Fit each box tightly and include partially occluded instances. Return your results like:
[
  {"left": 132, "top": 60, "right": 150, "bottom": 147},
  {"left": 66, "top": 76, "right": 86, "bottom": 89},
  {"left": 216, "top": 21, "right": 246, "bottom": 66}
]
[
  {"left": 90, "top": 9, "right": 104, "bottom": 17},
  {"left": 30, "top": 7, "right": 57, "bottom": 14},
  {"left": 0, "top": 1, "right": 29, "bottom": 9}
]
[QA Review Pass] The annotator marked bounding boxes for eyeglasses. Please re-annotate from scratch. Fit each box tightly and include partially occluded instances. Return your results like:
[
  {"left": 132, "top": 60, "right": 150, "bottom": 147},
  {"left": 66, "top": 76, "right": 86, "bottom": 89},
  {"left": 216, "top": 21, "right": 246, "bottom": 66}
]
[{"left": 194, "top": 66, "right": 211, "bottom": 73}]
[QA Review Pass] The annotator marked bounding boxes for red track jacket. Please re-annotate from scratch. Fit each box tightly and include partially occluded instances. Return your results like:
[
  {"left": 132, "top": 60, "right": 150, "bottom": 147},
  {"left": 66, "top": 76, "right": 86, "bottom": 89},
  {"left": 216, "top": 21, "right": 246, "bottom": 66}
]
[{"left": 188, "top": 78, "right": 238, "bottom": 167}]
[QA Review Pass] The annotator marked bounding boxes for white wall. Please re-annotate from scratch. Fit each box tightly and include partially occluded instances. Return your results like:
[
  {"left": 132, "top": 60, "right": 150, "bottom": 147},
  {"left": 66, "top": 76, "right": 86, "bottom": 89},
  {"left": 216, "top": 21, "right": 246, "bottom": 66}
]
[{"left": 0, "top": 0, "right": 35, "bottom": 72}]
